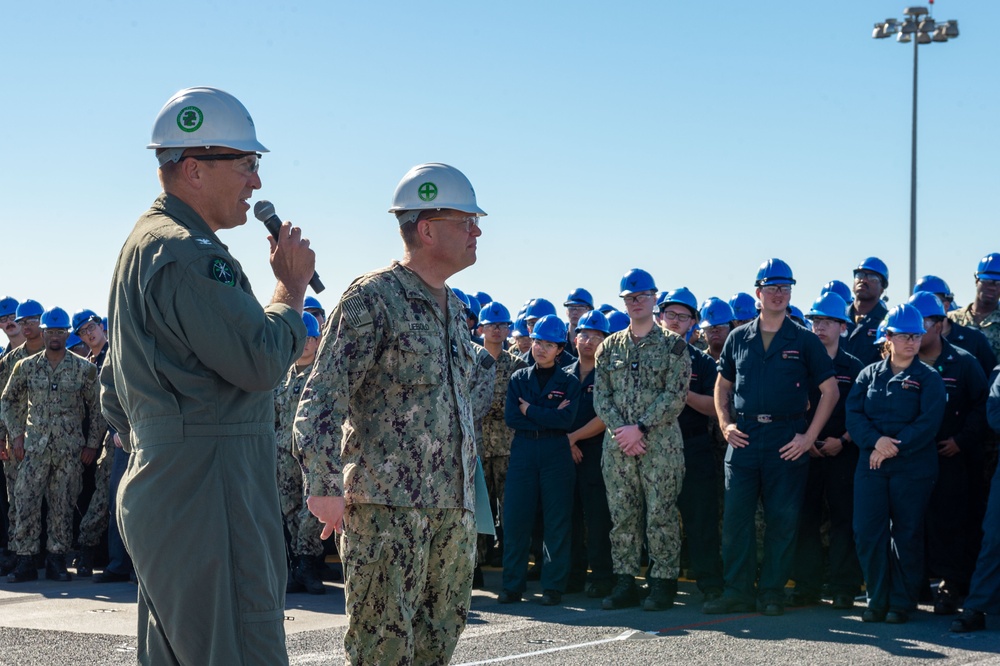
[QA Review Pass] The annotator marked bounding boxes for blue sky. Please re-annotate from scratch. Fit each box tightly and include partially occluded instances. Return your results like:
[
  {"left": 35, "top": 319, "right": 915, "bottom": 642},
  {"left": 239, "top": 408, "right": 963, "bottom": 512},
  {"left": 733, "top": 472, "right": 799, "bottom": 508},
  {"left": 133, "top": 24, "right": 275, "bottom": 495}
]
[{"left": 2, "top": 1, "right": 997, "bottom": 322}]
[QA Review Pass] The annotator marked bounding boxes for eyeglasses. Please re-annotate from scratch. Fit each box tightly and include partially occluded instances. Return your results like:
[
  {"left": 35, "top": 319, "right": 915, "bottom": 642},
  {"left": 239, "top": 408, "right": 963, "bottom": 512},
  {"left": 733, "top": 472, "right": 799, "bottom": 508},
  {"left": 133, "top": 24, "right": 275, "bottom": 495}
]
[
  {"left": 622, "top": 293, "right": 655, "bottom": 305},
  {"left": 17, "top": 316, "right": 41, "bottom": 325},
  {"left": 576, "top": 332, "right": 605, "bottom": 343},
  {"left": 659, "top": 311, "right": 693, "bottom": 322},
  {"left": 43, "top": 328, "right": 69, "bottom": 336},
  {"left": 186, "top": 152, "right": 262, "bottom": 174},
  {"left": 978, "top": 278, "right": 1000, "bottom": 287},
  {"left": 426, "top": 216, "right": 480, "bottom": 233},
  {"left": 809, "top": 317, "right": 841, "bottom": 329},
  {"left": 0, "top": 314, "right": 15, "bottom": 323},
  {"left": 531, "top": 340, "right": 559, "bottom": 351},
  {"left": 566, "top": 304, "right": 589, "bottom": 312},
  {"left": 888, "top": 332, "right": 923, "bottom": 342},
  {"left": 854, "top": 270, "right": 882, "bottom": 283},
  {"left": 77, "top": 322, "right": 101, "bottom": 337},
  {"left": 760, "top": 285, "right": 792, "bottom": 295},
  {"left": 483, "top": 323, "right": 509, "bottom": 332}
]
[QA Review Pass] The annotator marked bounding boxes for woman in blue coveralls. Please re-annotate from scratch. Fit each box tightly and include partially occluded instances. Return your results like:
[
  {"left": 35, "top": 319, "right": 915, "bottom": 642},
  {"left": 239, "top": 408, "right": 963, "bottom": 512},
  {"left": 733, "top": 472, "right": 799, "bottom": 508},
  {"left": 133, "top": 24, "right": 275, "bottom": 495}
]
[
  {"left": 846, "top": 303, "right": 946, "bottom": 624},
  {"left": 499, "top": 314, "right": 581, "bottom": 606}
]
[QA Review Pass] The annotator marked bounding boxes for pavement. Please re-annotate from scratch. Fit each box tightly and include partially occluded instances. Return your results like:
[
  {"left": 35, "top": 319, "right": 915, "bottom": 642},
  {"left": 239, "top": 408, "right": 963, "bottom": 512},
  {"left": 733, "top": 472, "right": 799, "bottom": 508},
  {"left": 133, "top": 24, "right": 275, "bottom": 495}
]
[{"left": 2, "top": 567, "right": 999, "bottom": 665}]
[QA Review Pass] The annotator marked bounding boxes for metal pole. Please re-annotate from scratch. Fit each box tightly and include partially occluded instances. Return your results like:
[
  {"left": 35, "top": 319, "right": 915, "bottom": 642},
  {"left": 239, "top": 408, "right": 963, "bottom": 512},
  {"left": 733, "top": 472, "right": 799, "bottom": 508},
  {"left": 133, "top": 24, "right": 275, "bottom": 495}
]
[{"left": 909, "top": 34, "right": 919, "bottom": 293}]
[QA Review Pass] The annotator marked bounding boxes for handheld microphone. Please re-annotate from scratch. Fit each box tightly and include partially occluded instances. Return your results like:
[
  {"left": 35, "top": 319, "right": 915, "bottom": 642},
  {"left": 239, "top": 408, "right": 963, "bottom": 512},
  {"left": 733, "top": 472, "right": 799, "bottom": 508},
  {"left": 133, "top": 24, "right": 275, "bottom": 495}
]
[{"left": 254, "top": 200, "right": 325, "bottom": 294}]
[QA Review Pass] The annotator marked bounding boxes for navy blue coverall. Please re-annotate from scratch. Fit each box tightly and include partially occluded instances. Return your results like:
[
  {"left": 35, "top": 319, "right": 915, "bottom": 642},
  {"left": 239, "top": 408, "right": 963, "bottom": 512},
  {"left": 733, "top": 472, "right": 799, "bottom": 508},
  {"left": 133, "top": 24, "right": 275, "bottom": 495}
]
[
  {"left": 963, "top": 366, "right": 1000, "bottom": 615},
  {"left": 846, "top": 301, "right": 889, "bottom": 368}
]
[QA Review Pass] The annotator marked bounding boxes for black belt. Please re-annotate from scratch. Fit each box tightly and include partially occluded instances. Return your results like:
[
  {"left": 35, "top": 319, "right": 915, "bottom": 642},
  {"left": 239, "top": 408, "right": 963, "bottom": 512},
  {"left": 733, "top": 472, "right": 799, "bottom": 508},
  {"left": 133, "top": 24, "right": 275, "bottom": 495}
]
[
  {"left": 515, "top": 429, "right": 566, "bottom": 440},
  {"left": 736, "top": 411, "right": 805, "bottom": 424}
]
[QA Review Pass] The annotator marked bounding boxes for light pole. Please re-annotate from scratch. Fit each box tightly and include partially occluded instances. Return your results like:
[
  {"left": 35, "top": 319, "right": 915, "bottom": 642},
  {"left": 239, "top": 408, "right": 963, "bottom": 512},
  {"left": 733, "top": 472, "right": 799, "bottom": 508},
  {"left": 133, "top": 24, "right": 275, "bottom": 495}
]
[{"left": 872, "top": 7, "right": 959, "bottom": 293}]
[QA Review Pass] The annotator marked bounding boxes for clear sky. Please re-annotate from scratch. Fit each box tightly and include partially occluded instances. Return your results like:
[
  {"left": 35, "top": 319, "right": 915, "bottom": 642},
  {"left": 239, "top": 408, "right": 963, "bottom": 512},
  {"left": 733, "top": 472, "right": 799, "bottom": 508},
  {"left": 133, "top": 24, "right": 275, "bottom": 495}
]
[{"left": 2, "top": 1, "right": 997, "bottom": 323}]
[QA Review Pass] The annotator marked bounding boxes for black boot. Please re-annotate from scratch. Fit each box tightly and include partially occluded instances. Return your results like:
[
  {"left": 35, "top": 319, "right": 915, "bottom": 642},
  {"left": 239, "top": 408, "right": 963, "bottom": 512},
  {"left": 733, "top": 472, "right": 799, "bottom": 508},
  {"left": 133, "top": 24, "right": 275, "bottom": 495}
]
[
  {"left": 0, "top": 549, "right": 17, "bottom": 576},
  {"left": 75, "top": 546, "right": 95, "bottom": 577},
  {"left": 292, "top": 555, "right": 326, "bottom": 595},
  {"left": 45, "top": 553, "right": 72, "bottom": 582},
  {"left": 643, "top": 577, "right": 677, "bottom": 611},
  {"left": 7, "top": 555, "right": 38, "bottom": 583},
  {"left": 602, "top": 574, "right": 640, "bottom": 610}
]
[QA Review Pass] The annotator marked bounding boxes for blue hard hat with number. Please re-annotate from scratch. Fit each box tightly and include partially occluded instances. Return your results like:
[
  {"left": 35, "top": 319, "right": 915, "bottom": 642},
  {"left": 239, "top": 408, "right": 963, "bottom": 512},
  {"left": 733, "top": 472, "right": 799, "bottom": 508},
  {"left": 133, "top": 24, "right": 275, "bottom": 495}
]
[
  {"left": 806, "top": 292, "right": 849, "bottom": 323},
  {"left": 907, "top": 291, "right": 946, "bottom": 319},
  {"left": 479, "top": 302, "right": 513, "bottom": 325},
  {"left": 564, "top": 288, "right": 594, "bottom": 309},
  {"left": 619, "top": 268, "right": 657, "bottom": 296},
  {"left": 511, "top": 315, "right": 530, "bottom": 338},
  {"left": 754, "top": 258, "right": 795, "bottom": 287},
  {"left": 855, "top": 257, "right": 889, "bottom": 287},
  {"left": 657, "top": 288, "right": 699, "bottom": 317},
  {"left": 607, "top": 311, "right": 631, "bottom": 333},
  {"left": 699, "top": 297, "right": 735, "bottom": 328},
  {"left": 529, "top": 314, "right": 567, "bottom": 343},
  {"left": 821, "top": 280, "right": 854, "bottom": 306},
  {"left": 976, "top": 253, "right": 1000, "bottom": 281},
  {"left": 302, "top": 312, "right": 321, "bottom": 337},
  {"left": 304, "top": 295, "right": 325, "bottom": 314},
  {"left": 15, "top": 299, "right": 44, "bottom": 320},
  {"left": 0, "top": 297, "right": 18, "bottom": 318},
  {"left": 575, "top": 310, "right": 610, "bottom": 334},
  {"left": 72, "top": 309, "right": 102, "bottom": 334},
  {"left": 885, "top": 303, "right": 925, "bottom": 335},
  {"left": 525, "top": 298, "right": 557, "bottom": 320},
  {"left": 40, "top": 307, "right": 71, "bottom": 330},
  {"left": 728, "top": 292, "right": 758, "bottom": 321},
  {"left": 914, "top": 275, "right": 952, "bottom": 298}
]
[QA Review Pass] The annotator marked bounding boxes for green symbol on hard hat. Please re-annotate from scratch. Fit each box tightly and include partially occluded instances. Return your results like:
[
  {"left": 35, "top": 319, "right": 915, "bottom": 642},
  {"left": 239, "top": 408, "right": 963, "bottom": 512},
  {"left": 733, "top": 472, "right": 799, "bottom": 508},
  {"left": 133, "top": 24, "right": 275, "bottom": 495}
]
[
  {"left": 177, "top": 105, "right": 204, "bottom": 133},
  {"left": 418, "top": 182, "right": 438, "bottom": 202},
  {"left": 211, "top": 258, "right": 236, "bottom": 286}
]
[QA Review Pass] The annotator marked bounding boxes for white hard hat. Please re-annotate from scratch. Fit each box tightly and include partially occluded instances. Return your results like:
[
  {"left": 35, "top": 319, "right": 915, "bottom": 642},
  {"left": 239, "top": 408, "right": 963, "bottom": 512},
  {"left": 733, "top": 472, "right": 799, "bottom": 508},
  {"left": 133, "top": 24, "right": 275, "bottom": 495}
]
[
  {"left": 389, "top": 163, "right": 486, "bottom": 226},
  {"left": 148, "top": 87, "right": 268, "bottom": 166}
]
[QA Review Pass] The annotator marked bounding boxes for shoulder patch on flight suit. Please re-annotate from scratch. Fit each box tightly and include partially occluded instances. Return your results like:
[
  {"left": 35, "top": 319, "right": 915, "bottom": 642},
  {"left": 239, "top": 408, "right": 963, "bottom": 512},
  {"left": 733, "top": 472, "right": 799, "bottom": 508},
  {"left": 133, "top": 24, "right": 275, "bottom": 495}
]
[
  {"left": 670, "top": 337, "right": 686, "bottom": 356},
  {"left": 210, "top": 258, "right": 236, "bottom": 286},
  {"left": 342, "top": 294, "right": 373, "bottom": 329}
]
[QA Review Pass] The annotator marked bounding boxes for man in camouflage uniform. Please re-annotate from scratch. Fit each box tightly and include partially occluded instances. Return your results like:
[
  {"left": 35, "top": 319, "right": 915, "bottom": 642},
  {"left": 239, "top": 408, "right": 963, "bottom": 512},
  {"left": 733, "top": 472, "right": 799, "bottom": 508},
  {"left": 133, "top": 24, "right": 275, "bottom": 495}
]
[
  {"left": 296, "top": 163, "right": 486, "bottom": 665},
  {"left": 275, "top": 312, "right": 326, "bottom": 595},
  {"left": 477, "top": 302, "right": 527, "bottom": 570},
  {"left": 0, "top": 299, "right": 46, "bottom": 576},
  {"left": 594, "top": 268, "right": 692, "bottom": 611},
  {"left": 2, "top": 307, "right": 104, "bottom": 583}
]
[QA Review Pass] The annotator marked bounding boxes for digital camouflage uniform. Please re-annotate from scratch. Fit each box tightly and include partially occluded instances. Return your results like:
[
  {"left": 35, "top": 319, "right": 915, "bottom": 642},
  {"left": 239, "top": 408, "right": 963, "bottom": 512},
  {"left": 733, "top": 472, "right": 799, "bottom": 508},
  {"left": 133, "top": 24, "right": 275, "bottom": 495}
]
[
  {"left": 78, "top": 343, "right": 113, "bottom": 550},
  {"left": 478, "top": 349, "right": 527, "bottom": 562},
  {"left": 274, "top": 361, "right": 323, "bottom": 559},
  {"left": 1, "top": 350, "right": 104, "bottom": 556},
  {"left": 102, "top": 193, "right": 306, "bottom": 666},
  {"left": 295, "top": 261, "right": 478, "bottom": 666},
  {"left": 0, "top": 344, "right": 35, "bottom": 551},
  {"left": 594, "top": 325, "right": 691, "bottom": 580}
]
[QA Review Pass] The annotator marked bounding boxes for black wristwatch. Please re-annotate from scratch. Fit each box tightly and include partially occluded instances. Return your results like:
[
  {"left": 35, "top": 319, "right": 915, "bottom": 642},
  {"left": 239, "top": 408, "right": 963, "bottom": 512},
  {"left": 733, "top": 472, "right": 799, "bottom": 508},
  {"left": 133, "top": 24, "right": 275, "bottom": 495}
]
[
  {"left": 637, "top": 421, "right": 649, "bottom": 435},
  {"left": 839, "top": 435, "right": 849, "bottom": 446}
]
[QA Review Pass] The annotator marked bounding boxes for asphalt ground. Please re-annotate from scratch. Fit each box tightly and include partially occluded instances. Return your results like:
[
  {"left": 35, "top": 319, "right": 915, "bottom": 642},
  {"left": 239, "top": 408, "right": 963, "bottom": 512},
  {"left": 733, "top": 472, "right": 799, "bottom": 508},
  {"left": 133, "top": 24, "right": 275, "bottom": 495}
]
[{"left": 1, "top": 567, "right": 999, "bottom": 665}]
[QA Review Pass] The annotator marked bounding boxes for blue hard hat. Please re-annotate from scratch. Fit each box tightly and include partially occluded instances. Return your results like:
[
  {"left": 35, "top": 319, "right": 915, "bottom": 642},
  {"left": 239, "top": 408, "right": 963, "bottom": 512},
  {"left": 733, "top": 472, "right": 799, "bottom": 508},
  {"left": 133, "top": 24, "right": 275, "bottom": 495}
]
[
  {"left": 451, "top": 288, "right": 470, "bottom": 309},
  {"left": 699, "top": 297, "right": 735, "bottom": 328},
  {"left": 787, "top": 305, "right": 808, "bottom": 327},
  {"left": 754, "top": 258, "right": 795, "bottom": 287},
  {"left": 855, "top": 257, "right": 889, "bottom": 287},
  {"left": 15, "top": 299, "right": 44, "bottom": 320},
  {"left": 525, "top": 298, "right": 557, "bottom": 320},
  {"left": 607, "top": 311, "right": 631, "bottom": 333},
  {"left": 806, "top": 292, "right": 850, "bottom": 323},
  {"left": 975, "top": 252, "right": 1000, "bottom": 281},
  {"left": 479, "top": 302, "right": 513, "bottom": 325},
  {"left": 302, "top": 312, "right": 321, "bottom": 337},
  {"left": 575, "top": 310, "right": 610, "bottom": 334},
  {"left": 907, "top": 291, "right": 946, "bottom": 319},
  {"left": 465, "top": 294, "right": 481, "bottom": 322},
  {"left": 529, "top": 314, "right": 567, "bottom": 344},
  {"left": 913, "top": 275, "right": 952, "bottom": 298},
  {"left": 72, "top": 309, "right": 102, "bottom": 334},
  {"left": 657, "top": 288, "right": 699, "bottom": 317},
  {"left": 303, "top": 295, "right": 325, "bottom": 314},
  {"left": 66, "top": 333, "right": 83, "bottom": 348},
  {"left": 0, "top": 297, "right": 19, "bottom": 318},
  {"left": 511, "top": 315, "right": 530, "bottom": 338},
  {"left": 728, "top": 292, "right": 758, "bottom": 321},
  {"left": 885, "top": 303, "right": 925, "bottom": 335},
  {"left": 874, "top": 319, "right": 889, "bottom": 345},
  {"left": 472, "top": 292, "right": 493, "bottom": 308},
  {"left": 619, "top": 268, "right": 657, "bottom": 296},
  {"left": 564, "top": 288, "right": 594, "bottom": 309},
  {"left": 821, "top": 280, "right": 854, "bottom": 306},
  {"left": 598, "top": 303, "right": 617, "bottom": 315},
  {"left": 40, "top": 307, "right": 71, "bottom": 329}
]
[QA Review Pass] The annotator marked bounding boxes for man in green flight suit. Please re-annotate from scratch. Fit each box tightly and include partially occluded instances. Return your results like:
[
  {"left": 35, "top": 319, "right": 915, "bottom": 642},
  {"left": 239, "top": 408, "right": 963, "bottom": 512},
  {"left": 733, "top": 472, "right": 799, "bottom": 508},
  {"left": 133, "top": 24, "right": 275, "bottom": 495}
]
[{"left": 100, "top": 87, "right": 315, "bottom": 666}]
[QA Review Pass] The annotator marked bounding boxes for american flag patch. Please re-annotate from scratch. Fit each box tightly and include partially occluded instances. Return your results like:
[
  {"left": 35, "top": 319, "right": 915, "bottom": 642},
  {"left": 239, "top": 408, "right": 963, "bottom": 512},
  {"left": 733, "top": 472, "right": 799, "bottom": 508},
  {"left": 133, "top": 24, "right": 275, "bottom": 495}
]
[{"left": 342, "top": 295, "right": 372, "bottom": 329}]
